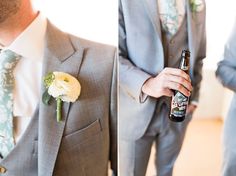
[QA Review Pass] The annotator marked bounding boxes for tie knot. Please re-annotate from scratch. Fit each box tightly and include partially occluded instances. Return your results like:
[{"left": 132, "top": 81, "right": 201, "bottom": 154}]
[{"left": 0, "top": 50, "right": 21, "bottom": 71}]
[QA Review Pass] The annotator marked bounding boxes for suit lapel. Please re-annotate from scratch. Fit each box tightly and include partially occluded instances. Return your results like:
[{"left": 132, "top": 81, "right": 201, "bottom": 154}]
[
  {"left": 141, "top": 0, "right": 162, "bottom": 41},
  {"left": 186, "top": 0, "right": 197, "bottom": 73},
  {"left": 38, "top": 21, "right": 84, "bottom": 176},
  {"left": 141, "top": 0, "right": 164, "bottom": 70}
]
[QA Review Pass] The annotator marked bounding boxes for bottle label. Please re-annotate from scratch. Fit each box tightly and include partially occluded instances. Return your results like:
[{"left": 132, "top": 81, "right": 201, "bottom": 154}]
[
  {"left": 170, "top": 92, "right": 188, "bottom": 117},
  {"left": 182, "top": 66, "right": 189, "bottom": 71}
]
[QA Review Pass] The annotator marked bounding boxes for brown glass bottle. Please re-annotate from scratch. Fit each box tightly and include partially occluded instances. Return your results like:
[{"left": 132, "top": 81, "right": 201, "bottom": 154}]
[{"left": 169, "top": 50, "right": 190, "bottom": 122}]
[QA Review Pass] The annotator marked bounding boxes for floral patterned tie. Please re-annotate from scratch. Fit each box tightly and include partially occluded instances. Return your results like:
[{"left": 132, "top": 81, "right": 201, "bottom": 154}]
[
  {"left": 0, "top": 50, "right": 21, "bottom": 158},
  {"left": 158, "top": 0, "right": 185, "bottom": 36}
]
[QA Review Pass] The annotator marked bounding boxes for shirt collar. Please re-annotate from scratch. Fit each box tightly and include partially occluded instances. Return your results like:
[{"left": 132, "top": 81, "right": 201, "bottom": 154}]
[{"left": 6, "top": 12, "right": 47, "bottom": 62}]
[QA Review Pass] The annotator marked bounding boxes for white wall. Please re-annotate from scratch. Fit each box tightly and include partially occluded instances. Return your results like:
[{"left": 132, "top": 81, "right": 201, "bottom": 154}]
[
  {"left": 33, "top": 0, "right": 118, "bottom": 46},
  {"left": 193, "top": 70, "right": 234, "bottom": 119},
  {"left": 194, "top": 70, "right": 223, "bottom": 119},
  {"left": 204, "top": 0, "right": 236, "bottom": 70},
  {"left": 193, "top": 0, "right": 236, "bottom": 119}
]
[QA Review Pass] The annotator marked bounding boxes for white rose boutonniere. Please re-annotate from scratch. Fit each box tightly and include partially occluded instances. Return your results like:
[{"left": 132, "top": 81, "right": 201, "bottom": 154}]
[
  {"left": 43, "top": 72, "right": 81, "bottom": 122},
  {"left": 190, "top": 0, "right": 204, "bottom": 13}
]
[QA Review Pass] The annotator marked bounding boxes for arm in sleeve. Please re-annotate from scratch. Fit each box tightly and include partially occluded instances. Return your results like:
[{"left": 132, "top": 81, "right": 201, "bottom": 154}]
[
  {"left": 119, "top": 0, "right": 151, "bottom": 103},
  {"left": 190, "top": 5, "right": 207, "bottom": 103},
  {"left": 216, "top": 20, "right": 236, "bottom": 92}
]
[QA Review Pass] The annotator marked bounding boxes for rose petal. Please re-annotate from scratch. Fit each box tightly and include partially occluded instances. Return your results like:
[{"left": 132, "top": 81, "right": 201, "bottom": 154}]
[{"left": 48, "top": 72, "right": 81, "bottom": 102}]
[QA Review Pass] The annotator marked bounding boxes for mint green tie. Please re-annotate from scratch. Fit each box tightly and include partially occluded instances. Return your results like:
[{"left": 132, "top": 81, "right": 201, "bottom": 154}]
[
  {"left": 0, "top": 50, "right": 21, "bottom": 158},
  {"left": 159, "top": 0, "right": 185, "bottom": 36}
]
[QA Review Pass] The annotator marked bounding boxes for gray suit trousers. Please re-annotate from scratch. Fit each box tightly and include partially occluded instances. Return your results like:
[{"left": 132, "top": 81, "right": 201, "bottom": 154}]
[
  {"left": 119, "top": 103, "right": 192, "bottom": 176},
  {"left": 221, "top": 94, "right": 236, "bottom": 176}
]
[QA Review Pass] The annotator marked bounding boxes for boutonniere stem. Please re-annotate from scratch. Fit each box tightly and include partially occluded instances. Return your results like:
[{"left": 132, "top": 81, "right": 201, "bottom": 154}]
[
  {"left": 56, "top": 97, "right": 62, "bottom": 122},
  {"left": 43, "top": 72, "right": 81, "bottom": 122}
]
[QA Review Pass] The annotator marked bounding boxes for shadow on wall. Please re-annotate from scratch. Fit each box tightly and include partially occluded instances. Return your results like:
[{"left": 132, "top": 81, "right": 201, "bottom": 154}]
[{"left": 194, "top": 68, "right": 233, "bottom": 120}]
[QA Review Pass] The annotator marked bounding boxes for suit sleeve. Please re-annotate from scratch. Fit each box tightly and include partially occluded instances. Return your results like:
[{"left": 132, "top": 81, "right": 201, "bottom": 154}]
[
  {"left": 109, "top": 50, "right": 117, "bottom": 173},
  {"left": 119, "top": 0, "right": 151, "bottom": 103},
  {"left": 189, "top": 5, "right": 207, "bottom": 103},
  {"left": 216, "top": 20, "right": 236, "bottom": 92}
]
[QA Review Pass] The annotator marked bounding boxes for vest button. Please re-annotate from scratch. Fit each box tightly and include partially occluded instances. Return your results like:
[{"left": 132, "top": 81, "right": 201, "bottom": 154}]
[
  {"left": 0, "top": 166, "right": 6, "bottom": 173},
  {"left": 170, "top": 40, "right": 175, "bottom": 44}
]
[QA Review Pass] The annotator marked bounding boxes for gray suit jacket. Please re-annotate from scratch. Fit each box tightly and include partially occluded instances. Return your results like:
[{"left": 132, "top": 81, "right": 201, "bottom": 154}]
[
  {"left": 216, "top": 20, "right": 236, "bottom": 116},
  {"left": 119, "top": 0, "right": 206, "bottom": 140},
  {"left": 38, "top": 21, "right": 117, "bottom": 176}
]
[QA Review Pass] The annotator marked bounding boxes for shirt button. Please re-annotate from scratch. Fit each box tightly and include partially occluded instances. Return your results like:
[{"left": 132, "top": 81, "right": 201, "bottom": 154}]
[
  {"left": 169, "top": 55, "right": 174, "bottom": 59},
  {"left": 0, "top": 166, "right": 6, "bottom": 173}
]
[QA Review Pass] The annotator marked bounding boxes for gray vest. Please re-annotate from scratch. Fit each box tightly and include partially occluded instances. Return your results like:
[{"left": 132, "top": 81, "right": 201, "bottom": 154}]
[
  {"left": 158, "top": 15, "right": 188, "bottom": 108},
  {"left": 162, "top": 15, "right": 188, "bottom": 68},
  {"left": 144, "top": 16, "right": 189, "bottom": 136},
  {"left": 0, "top": 109, "right": 38, "bottom": 176}
]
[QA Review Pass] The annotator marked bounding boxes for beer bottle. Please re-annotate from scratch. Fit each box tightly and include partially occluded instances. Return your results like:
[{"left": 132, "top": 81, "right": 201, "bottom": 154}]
[{"left": 169, "top": 50, "right": 190, "bottom": 122}]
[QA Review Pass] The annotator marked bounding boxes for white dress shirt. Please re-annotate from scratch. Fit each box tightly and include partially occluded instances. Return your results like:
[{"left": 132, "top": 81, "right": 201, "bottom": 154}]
[{"left": 1, "top": 13, "right": 47, "bottom": 143}]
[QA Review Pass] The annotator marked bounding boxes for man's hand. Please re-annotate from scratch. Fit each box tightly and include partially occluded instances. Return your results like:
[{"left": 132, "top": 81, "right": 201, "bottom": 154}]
[{"left": 141, "top": 68, "right": 193, "bottom": 98}]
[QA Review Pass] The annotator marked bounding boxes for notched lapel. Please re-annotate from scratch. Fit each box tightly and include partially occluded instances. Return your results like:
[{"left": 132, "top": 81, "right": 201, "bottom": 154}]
[
  {"left": 141, "top": 0, "right": 164, "bottom": 69},
  {"left": 38, "top": 21, "right": 84, "bottom": 176},
  {"left": 141, "top": 0, "right": 162, "bottom": 40}
]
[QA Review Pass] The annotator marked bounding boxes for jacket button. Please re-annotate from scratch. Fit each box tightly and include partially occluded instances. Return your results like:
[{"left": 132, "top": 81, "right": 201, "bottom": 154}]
[{"left": 0, "top": 166, "right": 6, "bottom": 173}]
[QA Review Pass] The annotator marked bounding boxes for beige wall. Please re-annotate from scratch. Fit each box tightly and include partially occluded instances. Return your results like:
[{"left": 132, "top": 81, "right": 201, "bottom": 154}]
[
  {"left": 196, "top": 1, "right": 236, "bottom": 120},
  {"left": 194, "top": 69, "right": 234, "bottom": 120}
]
